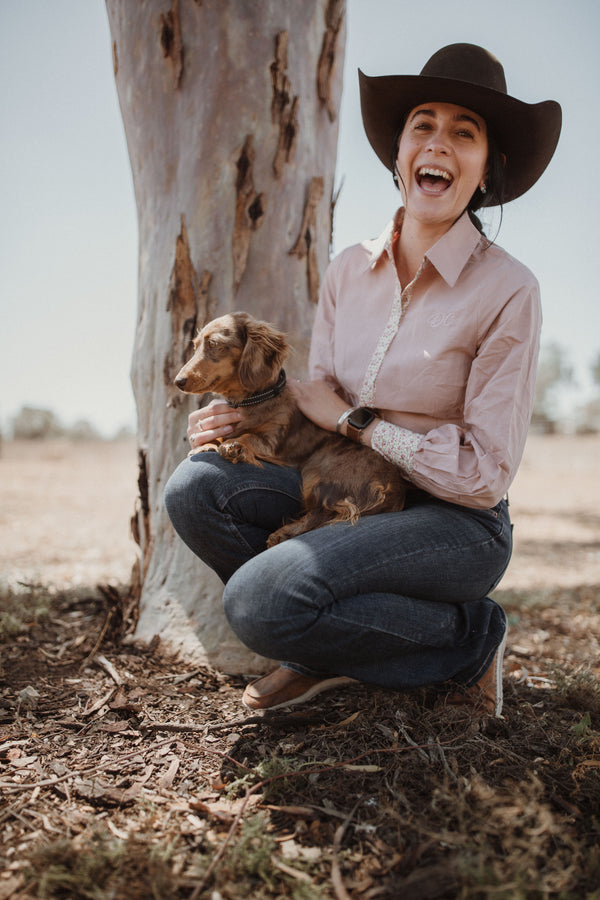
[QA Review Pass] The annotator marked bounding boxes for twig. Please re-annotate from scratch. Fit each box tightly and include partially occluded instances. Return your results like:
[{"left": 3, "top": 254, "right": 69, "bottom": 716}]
[
  {"left": 79, "top": 608, "right": 114, "bottom": 671},
  {"left": 396, "top": 722, "right": 431, "bottom": 762},
  {"left": 434, "top": 739, "right": 458, "bottom": 783},
  {"left": 94, "top": 654, "right": 122, "bottom": 685},
  {"left": 141, "top": 719, "right": 208, "bottom": 734},
  {"left": 331, "top": 797, "right": 363, "bottom": 900}
]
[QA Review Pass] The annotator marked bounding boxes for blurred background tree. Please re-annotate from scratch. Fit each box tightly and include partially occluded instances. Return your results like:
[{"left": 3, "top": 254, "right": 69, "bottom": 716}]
[{"left": 532, "top": 342, "right": 575, "bottom": 433}]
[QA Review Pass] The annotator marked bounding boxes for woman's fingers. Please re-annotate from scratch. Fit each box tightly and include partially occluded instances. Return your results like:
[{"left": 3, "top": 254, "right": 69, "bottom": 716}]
[{"left": 187, "top": 400, "right": 242, "bottom": 448}]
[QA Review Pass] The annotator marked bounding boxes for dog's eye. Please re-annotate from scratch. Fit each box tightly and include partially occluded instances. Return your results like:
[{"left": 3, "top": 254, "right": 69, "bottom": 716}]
[{"left": 206, "top": 338, "right": 220, "bottom": 350}]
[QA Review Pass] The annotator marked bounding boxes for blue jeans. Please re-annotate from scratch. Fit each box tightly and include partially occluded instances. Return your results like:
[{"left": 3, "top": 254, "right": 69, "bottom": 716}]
[{"left": 164, "top": 451, "right": 510, "bottom": 689}]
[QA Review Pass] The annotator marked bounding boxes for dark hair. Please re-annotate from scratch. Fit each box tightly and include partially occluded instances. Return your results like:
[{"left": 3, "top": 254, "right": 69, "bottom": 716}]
[{"left": 390, "top": 116, "right": 507, "bottom": 239}]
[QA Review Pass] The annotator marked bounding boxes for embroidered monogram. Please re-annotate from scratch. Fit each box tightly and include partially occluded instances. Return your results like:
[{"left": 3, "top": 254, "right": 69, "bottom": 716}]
[{"left": 427, "top": 312, "right": 455, "bottom": 328}]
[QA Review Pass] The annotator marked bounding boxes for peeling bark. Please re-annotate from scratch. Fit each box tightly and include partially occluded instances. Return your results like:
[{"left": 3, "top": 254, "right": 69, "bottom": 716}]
[
  {"left": 271, "top": 31, "right": 299, "bottom": 178},
  {"left": 160, "top": 0, "right": 184, "bottom": 88},
  {"left": 290, "top": 176, "right": 325, "bottom": 304},
  {"left": 317, "top": 0, "right": 345, "bottom": 121},
  {"left": 131, "top": 447, "right": 151, "bottom": 584},
  {"left": 273, "top": 95, "right": 299, "bottom": 178},
  {"left": 233, "top": 135, "right": 265, "bottom": 292},
  {"left": 270, "top": 31, "right": 290, "bottom": 122},
  {"left": 164, "top": 216, "right": 200, "bottom": 401}
]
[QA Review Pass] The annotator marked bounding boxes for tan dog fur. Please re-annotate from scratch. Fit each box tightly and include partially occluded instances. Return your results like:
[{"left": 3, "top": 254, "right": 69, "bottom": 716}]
[{"left": 175, "top": 312, "right": 407, "bottom": 545}]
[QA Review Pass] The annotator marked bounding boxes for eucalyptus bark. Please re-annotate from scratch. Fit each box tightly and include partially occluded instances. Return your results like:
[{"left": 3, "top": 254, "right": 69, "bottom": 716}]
[{"left": 106, "top": 0, "right": 345, "bottom": 671}]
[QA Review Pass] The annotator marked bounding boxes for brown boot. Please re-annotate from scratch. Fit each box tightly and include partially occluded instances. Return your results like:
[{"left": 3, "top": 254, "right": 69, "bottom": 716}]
[
  {"left": 242, "top": 666, "right": 355, "bottom": 711},
  {"left": 445, "top": 628, "right": 507, "bottom": 717}
]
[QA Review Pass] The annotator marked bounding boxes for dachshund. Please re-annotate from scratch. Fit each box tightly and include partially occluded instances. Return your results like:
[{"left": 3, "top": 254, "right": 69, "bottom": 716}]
[{"left": 174, "top": 312, "right": 407, "bottom": 545}]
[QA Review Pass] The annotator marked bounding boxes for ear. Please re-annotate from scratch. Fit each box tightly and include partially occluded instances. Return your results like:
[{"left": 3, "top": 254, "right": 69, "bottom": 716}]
[{"left": 238, "top": 319, "right": 289, "bottom": 391}]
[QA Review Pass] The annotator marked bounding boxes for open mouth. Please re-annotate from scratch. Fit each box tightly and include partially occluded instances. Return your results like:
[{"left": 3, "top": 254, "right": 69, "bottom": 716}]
[{"left": 416, "top": 166, "right": 453, "bottom": 194}]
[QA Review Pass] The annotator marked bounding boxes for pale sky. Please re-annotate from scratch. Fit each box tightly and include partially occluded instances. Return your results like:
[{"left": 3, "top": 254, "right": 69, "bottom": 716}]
[{"left": 1, "top": 0, "right": 599, "bottom": 437}]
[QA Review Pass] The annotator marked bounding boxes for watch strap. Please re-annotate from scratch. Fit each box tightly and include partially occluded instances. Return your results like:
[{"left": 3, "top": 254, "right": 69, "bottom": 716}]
[
  {"left": 345, "top": 420, "right": 363, "bottom": 443},
  {"left": 336, "top": 407, "right": 357, "bottom": 434},
  {"left": 346, "top": 407, "right": 376, "bottom": 443}
]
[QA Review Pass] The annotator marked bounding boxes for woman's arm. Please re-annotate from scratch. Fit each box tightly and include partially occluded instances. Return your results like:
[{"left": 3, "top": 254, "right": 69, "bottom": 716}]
[{"left": 370, "top": 279, "right": 542, "bottom": 508}]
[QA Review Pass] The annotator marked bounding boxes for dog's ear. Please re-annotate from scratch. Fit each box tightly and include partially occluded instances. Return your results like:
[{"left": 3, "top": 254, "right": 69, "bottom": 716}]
[{"left": 238, "top": 319, "right": 289, "bottom": 392}]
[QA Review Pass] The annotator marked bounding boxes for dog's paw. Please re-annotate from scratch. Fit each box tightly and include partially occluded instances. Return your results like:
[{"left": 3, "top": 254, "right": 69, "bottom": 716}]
[
  {"left": 218, "top": 440, "right": 247, "bottom": 463},
  {"left": 266, "top": 530, "right": 286, "bottom": 548}
]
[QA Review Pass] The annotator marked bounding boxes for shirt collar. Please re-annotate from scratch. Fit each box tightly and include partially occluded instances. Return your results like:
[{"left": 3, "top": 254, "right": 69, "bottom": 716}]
[{"left": 363, "top": 208, "right": 483, "bottom": 288}]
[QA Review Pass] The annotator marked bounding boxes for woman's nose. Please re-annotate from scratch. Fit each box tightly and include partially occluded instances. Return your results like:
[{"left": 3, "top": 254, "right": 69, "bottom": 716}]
[{"left": 426, "top": 131, "right": 450, "bottom": 154}]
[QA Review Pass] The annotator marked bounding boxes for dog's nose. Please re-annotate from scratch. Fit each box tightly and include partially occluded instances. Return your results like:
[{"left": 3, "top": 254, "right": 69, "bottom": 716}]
[{"left": 175, "top": 376, "right": 187, "bottom": 390}]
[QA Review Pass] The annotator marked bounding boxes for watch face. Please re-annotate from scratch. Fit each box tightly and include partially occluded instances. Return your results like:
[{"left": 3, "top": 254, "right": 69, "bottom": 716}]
[{"left": 348, "top": 407, "right": 375, "bottom": 429}]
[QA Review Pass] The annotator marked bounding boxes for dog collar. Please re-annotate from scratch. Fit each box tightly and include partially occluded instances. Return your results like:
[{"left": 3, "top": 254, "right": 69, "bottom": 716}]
[{"left": 228, "top": 369, "right": 287, "bottom": 408}]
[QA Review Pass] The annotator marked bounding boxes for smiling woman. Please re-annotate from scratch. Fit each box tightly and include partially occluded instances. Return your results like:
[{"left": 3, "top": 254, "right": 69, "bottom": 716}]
[
  {"left": 165, "top": 42, "right": 562, "bottom": 719},
  {"left": 393, "top": 101, "right": 490, "bottom": 244}
]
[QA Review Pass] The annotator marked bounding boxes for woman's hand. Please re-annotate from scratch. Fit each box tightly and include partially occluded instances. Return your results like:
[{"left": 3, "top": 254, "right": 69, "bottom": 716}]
[
  {"left": 187, "top": 398, "right": 242, "bottom": 452},
  {"left": 288, "top": 379, "right": 348, "bottom": 432}
]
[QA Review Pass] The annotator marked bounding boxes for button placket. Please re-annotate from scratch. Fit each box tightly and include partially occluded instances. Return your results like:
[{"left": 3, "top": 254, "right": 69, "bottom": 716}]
[{"left": 359, "top": 253, "right": 427, "bottom": 407}]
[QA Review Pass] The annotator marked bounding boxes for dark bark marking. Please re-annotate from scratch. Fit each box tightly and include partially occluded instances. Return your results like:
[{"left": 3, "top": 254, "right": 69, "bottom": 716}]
[
  {"left": 290, "top": 177, "right": 324, "bottom": 304},
  {"left": 233, "top": 136, "right": 266, "bottom": 292},
  {"left": 131, "top": 447, "right": 150, "bottom": 575},
  {"left": 128, "top": 447, "right": 150, "bottom": 621},
  {"left": 271, "top": 32, "right": 299, "bottom": 178},
  {"left": 165, "top": 215, "right": 212, "bottom": 405},
  {"left": 317, "top": 0, "right": 345, "bottom": 122},
  {"left": 270, "top": 31, "right": 290, "bottom": 122},
  {"left": 112, "top": 40, "right": 118, "bottom": 77},
  {"left": 160, "top": 0, "right": 184, "bottom": 89}
]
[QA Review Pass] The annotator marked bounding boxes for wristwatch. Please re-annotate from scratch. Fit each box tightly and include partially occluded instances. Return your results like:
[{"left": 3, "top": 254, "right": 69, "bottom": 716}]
[{"left": 344, "top": 407, "right": 377, "bottom": 443}]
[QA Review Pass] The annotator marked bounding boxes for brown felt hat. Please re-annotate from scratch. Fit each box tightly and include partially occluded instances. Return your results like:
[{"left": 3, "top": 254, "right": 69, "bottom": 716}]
[{"left": 358, "top": 43, "right": 562, "bottom": 203}]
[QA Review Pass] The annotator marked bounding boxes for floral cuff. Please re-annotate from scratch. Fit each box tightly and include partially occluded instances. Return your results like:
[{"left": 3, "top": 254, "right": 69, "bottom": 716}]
[{"left": 371, "top": 420, "right": 422, "bottom": 476}]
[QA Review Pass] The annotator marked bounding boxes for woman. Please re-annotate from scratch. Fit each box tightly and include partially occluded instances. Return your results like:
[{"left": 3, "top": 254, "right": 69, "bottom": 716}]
[{"left": 165, "top": 44, "right": 561, "bottom": 717}]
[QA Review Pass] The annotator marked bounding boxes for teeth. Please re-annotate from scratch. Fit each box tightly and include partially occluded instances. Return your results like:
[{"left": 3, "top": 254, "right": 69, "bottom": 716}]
[{"left": 418, "top": 167, "right": 452, "bottom": 180}]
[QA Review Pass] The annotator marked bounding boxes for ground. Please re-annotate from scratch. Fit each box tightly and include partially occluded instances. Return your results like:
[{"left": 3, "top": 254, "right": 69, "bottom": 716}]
[{"left": 0, "top": 435, "right": 599, "bottom": 899}]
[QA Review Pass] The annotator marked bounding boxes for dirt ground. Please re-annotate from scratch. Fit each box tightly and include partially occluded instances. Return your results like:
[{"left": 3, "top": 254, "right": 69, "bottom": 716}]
[
  {"left": 1, "top": 433, "right": 599, "bottom": 593},
  {"left": 1, "top": 435, "right": 599, "bottom": 899}
]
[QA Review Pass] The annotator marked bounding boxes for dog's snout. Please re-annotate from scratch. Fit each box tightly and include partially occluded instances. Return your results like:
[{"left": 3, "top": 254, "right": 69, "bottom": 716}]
[{"left": 175, "top": 375, "right": 187, "bottom": 390}]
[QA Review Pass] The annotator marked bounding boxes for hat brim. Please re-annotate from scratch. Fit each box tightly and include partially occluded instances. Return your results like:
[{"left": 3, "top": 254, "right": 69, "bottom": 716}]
[{"left": 358, "top": 70, "right": 562, "bottom": 203}]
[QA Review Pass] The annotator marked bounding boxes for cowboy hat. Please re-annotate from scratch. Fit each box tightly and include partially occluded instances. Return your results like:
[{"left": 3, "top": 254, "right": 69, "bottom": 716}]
[{"left": 358, "top": 43, "right": 562, "bottom": 203}]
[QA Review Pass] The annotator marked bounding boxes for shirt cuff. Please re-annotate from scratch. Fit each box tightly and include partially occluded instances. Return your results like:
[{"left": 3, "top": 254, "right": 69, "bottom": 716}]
[{"left": 371, "top": 420, "right": 422, "bottom": 476}]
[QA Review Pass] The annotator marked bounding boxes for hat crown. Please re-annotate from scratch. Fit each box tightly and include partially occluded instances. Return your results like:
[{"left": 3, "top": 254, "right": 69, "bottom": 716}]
[{"left": 420, "top": 43, "right": 507, "bottom": 95}]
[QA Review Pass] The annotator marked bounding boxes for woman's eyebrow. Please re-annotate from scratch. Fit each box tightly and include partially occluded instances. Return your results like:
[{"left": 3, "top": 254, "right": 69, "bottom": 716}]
[
  {"left": 454, "top": 113, "right": 482, "bottom": 132},
  {"left": 408, "top": 108, "right": 482, "bottom": 132}
]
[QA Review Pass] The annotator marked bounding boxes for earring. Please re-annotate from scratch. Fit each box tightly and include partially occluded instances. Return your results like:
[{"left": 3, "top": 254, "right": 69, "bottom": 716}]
[{"left": 480, "top": 182, "right": 487, "bottom": 194}]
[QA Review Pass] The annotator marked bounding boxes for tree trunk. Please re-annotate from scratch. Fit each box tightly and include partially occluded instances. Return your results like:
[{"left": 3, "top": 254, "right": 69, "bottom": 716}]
[{"left": 106, "top": 0, "right": 345, "bottom": 672}]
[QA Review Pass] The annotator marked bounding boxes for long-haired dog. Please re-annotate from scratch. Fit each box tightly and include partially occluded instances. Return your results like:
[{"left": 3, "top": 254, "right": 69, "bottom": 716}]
[{"left": 174, "top": 312, "right": 407, "bottom": 545}]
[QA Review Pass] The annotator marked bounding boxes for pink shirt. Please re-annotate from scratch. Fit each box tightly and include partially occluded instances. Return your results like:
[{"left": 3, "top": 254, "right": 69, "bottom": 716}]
[{"left": 308, "top": 209, "right": 542, "bottom": 509}]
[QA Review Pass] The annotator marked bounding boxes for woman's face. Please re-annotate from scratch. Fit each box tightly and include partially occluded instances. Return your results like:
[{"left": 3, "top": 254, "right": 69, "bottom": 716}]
[{"left": 395, "top": 101, "right": 489, "bottom": 232}]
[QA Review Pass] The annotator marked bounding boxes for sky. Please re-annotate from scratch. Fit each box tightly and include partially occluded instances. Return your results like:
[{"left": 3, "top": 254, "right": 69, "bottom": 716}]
[{"left": 1, "top": 0, "right": 599, "bottom": 437}]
